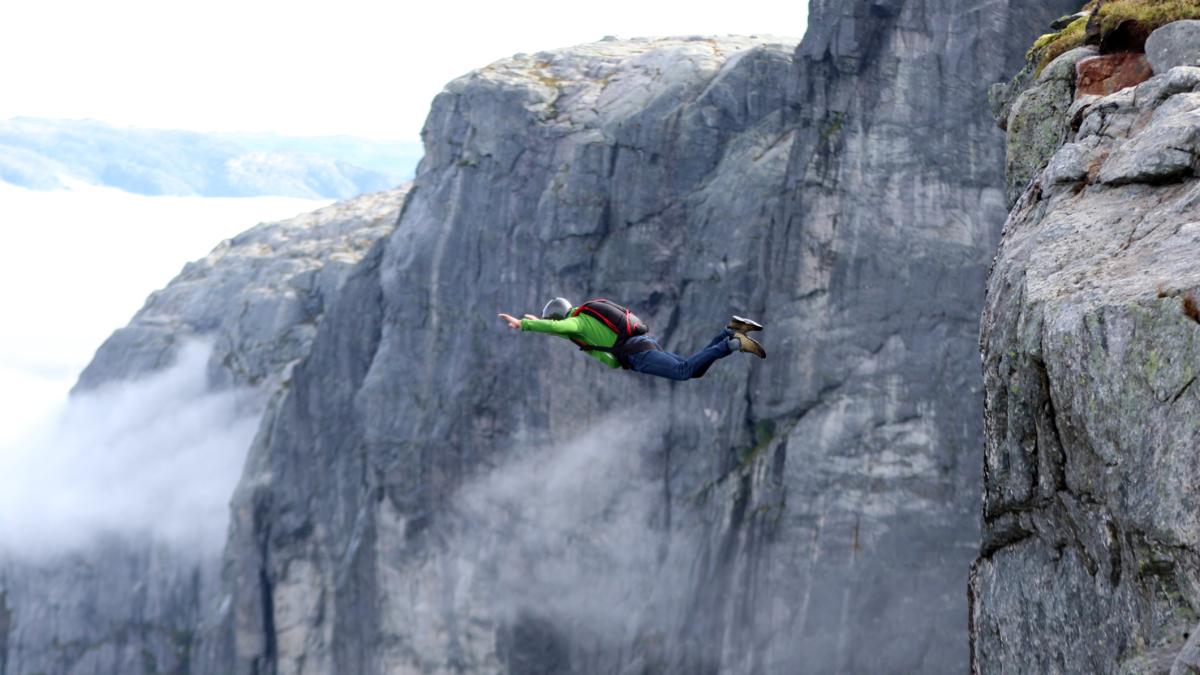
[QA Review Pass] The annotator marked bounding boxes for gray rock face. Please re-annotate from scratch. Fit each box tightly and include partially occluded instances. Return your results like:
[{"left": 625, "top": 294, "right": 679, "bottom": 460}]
[
  {"left": 2, "top": 545, "right": 220, "bottom": 675},
  {"left": 204, "top": 2, "right": 1076, "bottom": 673},
  {"left": 0, "top": 188, "right": 406, "bottom": 675},
  {"left": 973, "top": 61, "right": 1200, "bottom": 673},
  {"left": 1095, "top": 71, "right": 1200, "bottom": 185},
  {"left": 76, "top": 186, "right": 410, "bottom": 392},
  {"left": 1002, "top": 46, "right": 1097, "bottom": 205},
  {"left": 1147, "top": 20, "right": 1200, "bottom": 75},
  {"left": 1172, "top": 627, "right": 1200, "bottom": 674}
]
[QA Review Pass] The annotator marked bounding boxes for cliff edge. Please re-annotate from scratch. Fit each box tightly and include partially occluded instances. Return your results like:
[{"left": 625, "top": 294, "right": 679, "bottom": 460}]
[{"left": 973, "top": 20, "right": 1200, "bottom": 674}]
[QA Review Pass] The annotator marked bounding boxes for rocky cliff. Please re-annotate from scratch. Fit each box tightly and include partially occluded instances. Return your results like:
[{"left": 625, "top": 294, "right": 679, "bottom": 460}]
[
  {"left": 972, "top": 21, "right": 1200, "bottom": 675},
  {"left": 0, "top": 188, "right": 406, "bottom": 675},
  {"left": 1, "top": 1, "right": 1086, "bottom": 672},
  {"left": 199, "top": 2, "right": 1071, "bottom": 673}
]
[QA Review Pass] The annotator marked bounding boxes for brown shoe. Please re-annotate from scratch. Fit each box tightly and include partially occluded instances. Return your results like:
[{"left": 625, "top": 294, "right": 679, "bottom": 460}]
[
  {"left": 731, "top": 332, "right": 766, "bottom": 359},
  {"left": 728, "top": 315, "right": 763, "bottom": 333}
]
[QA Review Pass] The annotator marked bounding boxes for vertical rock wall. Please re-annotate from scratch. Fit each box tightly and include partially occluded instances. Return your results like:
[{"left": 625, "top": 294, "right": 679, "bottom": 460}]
[
  {"left": 212, "top": 3, "right": 1075, "bottom": 673},
  {"left": 973, "top": 57, "right": 1200, "bottom": 673}
]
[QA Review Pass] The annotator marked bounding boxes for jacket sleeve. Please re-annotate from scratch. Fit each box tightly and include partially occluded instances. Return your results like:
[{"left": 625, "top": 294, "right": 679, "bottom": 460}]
[
  {"left": 521, "top": 317, "right": 621, "bottom": 369},
  {"left": 520, "top": 316, "right": 584, "bottom": 335}
]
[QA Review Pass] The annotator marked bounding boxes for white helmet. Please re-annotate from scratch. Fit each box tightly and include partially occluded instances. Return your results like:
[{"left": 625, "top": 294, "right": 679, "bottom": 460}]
[{"left": 541, "top": 297, "right": 572, "bottom": 320}]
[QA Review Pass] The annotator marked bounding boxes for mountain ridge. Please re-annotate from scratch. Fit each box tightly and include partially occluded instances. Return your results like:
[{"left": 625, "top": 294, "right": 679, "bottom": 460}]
[{"left": 0, "top": 117, "right": 421, "bottom": 199}]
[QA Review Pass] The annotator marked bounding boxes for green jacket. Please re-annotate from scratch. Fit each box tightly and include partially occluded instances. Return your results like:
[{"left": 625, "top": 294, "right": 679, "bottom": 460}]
[{"left": 521, "top": 314, "right": 621, "bottom": 369}]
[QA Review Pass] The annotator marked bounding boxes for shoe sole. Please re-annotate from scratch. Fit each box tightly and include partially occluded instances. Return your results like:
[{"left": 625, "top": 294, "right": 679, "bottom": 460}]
[
  {"left": 730, "top": 315, "right": 763, "bottom": 331},
  {"left": 736, "top": 333, "right": 767, "bottom": 359}
]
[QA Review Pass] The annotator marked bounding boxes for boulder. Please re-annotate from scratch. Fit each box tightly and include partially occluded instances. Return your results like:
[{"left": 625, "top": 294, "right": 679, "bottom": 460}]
[
  {"left": 1075, "top": 53, "right": 1153, "bottom": 97},
  {"left": 1099, "top": 104, "right": 1200, "bottom": 185},
  {"left": 1146, "top": 20, "right": 1200, "bottom": 74}
]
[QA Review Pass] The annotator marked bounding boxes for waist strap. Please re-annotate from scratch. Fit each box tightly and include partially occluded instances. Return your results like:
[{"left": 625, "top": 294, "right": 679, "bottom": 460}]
[{"left": 578, "top": 336, "right": 659, "bottom": 369}]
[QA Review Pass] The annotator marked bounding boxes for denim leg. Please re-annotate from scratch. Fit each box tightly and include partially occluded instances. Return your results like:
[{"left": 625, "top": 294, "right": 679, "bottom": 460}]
[
  {"left": 628, "top": 330, "right": 733, "bottom": 381},
  {"left": 628, "top": 349, "right": 692, "bottom": 381},
  {"left": 685, "top": 330, "right": 735, "bottom": 379}
]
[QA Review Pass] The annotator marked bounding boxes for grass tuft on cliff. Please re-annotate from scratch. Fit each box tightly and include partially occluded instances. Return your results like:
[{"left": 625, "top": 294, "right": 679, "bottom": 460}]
[{"left": 1028, "top": 0, "right": 1200, "bottom": 74}]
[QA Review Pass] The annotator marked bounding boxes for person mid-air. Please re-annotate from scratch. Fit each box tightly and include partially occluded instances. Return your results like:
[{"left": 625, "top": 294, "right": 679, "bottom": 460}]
[{"left": 498, "top": 297, "right": 765, "bottom": 381}]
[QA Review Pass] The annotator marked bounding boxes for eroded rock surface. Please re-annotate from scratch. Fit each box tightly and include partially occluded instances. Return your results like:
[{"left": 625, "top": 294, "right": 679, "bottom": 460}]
[
  {"left": 1002, "top": 47, "right": 1097, "bottom": 205},
  {"left": 973, "top": 56, "right": 1200, "bottom": 674}
]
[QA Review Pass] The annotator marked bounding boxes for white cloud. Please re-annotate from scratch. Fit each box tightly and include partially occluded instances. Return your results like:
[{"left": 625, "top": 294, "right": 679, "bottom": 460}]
[
  {"left": 0, "top": 0, "right": 807, "bottom": 140},
  {"left": 451, "top": 407, "right": 687, "bottom": 642},
  {"left": 0, "top": 341, "right": 260, "bottom": 557},
  {"left": 0, "top": 182, "right": 326, "bottom": 442}
]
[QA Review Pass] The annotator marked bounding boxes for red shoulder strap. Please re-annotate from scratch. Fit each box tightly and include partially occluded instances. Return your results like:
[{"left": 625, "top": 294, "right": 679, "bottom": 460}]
[{"left": 574, "top": 301, "right": 620, "bottom": 334}]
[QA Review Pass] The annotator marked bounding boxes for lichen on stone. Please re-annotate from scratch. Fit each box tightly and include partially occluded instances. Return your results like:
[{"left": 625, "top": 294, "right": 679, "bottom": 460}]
[{"left": 1028, "top": 0, "right": 1200, "bottom": 75}]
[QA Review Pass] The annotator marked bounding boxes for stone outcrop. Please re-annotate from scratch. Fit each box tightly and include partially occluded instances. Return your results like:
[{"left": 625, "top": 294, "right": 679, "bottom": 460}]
[
  {"left": 1000, "top": 46, "right": 1097, "bottom": 205},
  {"left": 972, "top": 24, "right": 1200, "bottom": 674},
  {"left": 1146, "top": 20, "right": 1200, "bottom": 74},
  {"left": 0, "top": 187, "right": 406, "bottom": 675},
  {"left": 202, "top": 2, "right": 1074, "bottom": 673}
]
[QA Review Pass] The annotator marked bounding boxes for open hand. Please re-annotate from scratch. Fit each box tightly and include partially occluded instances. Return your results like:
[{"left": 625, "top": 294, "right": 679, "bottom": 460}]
[{"left": 498, "top": 313, "right": 522, "bottom": 329}]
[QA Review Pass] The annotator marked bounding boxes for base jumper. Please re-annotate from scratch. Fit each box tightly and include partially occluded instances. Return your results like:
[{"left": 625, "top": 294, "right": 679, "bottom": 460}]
[{"left": 498, "top": 297, "right": 765, "bottom": 381}]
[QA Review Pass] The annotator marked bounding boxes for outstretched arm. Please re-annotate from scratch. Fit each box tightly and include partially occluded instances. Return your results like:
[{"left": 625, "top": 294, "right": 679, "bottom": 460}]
[{"left": 498, "top": 312, "right": 542, "bottom": 330}]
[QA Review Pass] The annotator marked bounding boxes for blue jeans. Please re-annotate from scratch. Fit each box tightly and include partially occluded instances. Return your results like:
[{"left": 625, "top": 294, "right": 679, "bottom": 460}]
[{"left": 625, "top": 330, "right": 733, "bottom": 381}]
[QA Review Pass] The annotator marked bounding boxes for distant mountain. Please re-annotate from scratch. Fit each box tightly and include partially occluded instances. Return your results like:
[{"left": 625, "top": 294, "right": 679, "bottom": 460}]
[{"left": 0, "top": 117, "right": 424, "bottom": 199}]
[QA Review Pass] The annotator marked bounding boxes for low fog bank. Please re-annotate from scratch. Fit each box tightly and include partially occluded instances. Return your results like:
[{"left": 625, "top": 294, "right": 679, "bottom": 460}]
[
  {"left": 448, "top": 408, "right": 690, "bottom": 650},
  {"left": 0, "top": 181, "right": 326, "bottom": 443},
  {"left": 0, "top": 341, "right": 261, "bottom": 557}
]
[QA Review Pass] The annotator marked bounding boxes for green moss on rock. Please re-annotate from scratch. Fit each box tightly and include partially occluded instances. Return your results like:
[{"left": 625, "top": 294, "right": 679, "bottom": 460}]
[{"left": 1029, "top": 0, "right": 1200, "bottom": 74}]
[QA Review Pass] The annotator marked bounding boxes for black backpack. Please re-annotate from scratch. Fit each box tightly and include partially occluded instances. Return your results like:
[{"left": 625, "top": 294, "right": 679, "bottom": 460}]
[
  {"left": 570, "top": 299, "right": 654, "bottom": 368},
  {"left": 571, "top": 299, "right": 648, "bottom": 340}
]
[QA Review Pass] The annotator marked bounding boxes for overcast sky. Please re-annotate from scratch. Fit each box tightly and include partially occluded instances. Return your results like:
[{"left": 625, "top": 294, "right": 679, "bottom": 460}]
[{"left": 2, "top": 0, "right": 807, "bottom": 141}]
